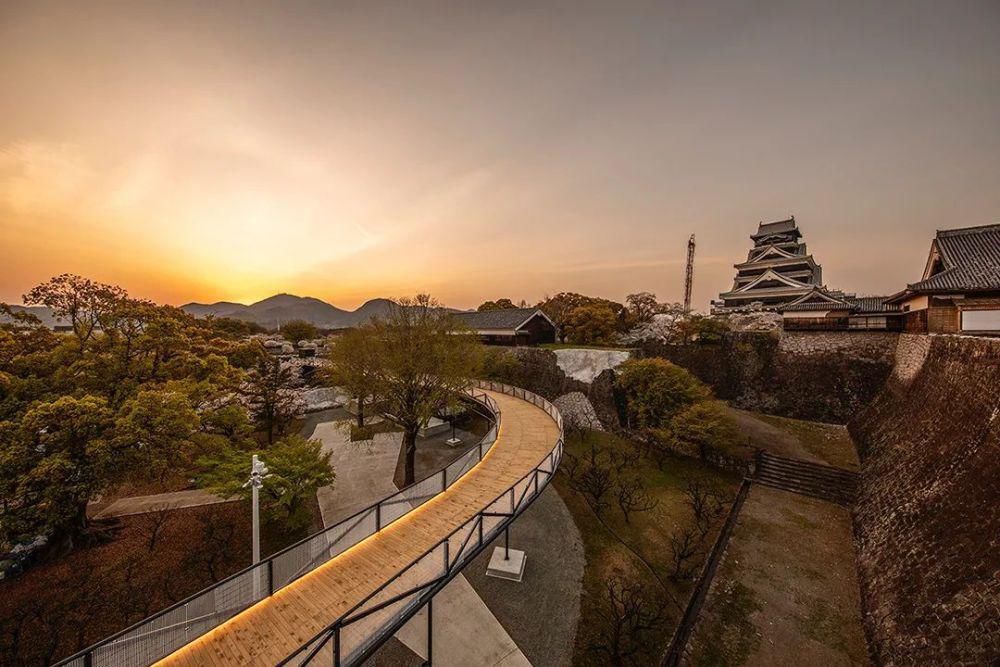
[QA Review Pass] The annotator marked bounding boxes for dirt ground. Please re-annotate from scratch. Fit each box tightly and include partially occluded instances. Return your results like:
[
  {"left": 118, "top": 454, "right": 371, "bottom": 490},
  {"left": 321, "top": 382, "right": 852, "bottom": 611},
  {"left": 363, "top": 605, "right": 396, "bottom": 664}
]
[
  {"left": 685, "top": 485, "right": 868, "bottom": 666},
  {"left": 723, "top": 405, "right": 860, "bottom": 471}
]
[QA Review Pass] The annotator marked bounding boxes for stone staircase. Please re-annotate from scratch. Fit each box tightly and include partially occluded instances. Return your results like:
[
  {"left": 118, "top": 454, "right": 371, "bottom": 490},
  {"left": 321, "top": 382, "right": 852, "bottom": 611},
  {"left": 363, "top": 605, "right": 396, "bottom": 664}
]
[{"left": 755, "top": 451, "right": 858, "bottom": 506}]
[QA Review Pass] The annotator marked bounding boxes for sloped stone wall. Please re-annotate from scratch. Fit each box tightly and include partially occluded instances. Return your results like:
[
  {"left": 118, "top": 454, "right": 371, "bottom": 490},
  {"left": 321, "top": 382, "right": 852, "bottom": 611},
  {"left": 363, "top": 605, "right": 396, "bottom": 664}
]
[
  {"left": 642, "top": 331, "right": 899, "bottom": 423},
  {"left": 849, "top": 334, "right": 1000, "bottom": 664}
]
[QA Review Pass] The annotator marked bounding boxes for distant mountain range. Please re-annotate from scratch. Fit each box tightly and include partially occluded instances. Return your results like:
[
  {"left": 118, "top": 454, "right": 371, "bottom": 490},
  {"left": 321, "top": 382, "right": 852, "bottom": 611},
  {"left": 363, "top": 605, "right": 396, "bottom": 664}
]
[
  {"left": 2, "top": 294, "right": 465, "bottom": 330},
  {"left": 181, "top": 294, "right": 462, "bottom": 328}
]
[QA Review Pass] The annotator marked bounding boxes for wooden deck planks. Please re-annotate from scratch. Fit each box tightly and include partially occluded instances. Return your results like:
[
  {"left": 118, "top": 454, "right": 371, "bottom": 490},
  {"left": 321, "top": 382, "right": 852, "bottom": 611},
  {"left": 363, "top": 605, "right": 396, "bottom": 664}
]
[{"left": 155, "top": 390, "right": 559, "bottom": 667}]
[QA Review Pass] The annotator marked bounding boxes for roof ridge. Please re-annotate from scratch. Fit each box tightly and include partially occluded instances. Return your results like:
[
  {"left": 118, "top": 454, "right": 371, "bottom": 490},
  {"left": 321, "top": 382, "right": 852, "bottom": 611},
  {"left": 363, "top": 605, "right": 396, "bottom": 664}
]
[{"left": 937, "top": 222, "right": 1000, "bottom": 237}]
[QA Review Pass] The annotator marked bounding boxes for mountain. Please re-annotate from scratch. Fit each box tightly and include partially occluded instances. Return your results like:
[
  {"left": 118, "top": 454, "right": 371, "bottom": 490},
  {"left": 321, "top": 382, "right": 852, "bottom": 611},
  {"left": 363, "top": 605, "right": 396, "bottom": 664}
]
[{"left": 180, "top": 294, "right": 461, "bottom": 329}]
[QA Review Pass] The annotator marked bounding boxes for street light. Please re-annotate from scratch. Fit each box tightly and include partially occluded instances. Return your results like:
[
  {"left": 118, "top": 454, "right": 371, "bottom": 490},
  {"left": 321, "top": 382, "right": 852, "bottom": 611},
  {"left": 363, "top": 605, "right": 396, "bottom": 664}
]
[{"left": 243, "top": 454, "right": 270, "bottom": 596}]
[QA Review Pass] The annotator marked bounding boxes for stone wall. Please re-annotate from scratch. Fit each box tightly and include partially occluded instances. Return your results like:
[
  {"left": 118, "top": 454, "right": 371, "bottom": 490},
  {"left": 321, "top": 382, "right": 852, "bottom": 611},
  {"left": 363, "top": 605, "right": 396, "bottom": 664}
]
[
  {"left": 643, "top": 330, "right": 899, "bottom": 423},
  {"left": 849, "top": 334, "right": 1000, "bottom": 663}
]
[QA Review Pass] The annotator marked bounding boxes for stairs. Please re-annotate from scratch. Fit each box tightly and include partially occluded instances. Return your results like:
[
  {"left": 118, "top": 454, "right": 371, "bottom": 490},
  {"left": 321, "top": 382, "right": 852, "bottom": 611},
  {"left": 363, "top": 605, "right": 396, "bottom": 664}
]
[{"left": 754, "top": 451, "right": 858, "bottom": 506}]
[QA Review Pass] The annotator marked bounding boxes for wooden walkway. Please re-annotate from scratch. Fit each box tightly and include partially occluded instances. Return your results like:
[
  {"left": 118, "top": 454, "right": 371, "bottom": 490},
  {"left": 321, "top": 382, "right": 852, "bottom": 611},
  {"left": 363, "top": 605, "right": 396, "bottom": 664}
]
[{"left": 156, "top": 390, "right": 560, "bottom": 667}]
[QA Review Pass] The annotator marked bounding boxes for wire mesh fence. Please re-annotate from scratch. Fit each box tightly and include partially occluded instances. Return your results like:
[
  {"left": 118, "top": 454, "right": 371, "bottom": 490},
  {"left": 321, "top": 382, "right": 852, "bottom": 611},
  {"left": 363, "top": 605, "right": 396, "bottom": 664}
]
[{"left": 56, "top": 386, "right": 503, "bottom": 667}]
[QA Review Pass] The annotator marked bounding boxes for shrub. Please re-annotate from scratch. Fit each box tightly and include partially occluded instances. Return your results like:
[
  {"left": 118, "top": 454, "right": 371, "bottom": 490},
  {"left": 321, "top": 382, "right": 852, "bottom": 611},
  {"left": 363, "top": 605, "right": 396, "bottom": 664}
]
[
  {"left": 615, "top": 358, "right": 709, "bottom": 430},
  {"left": 669, "top": 401, "right": 740, "bottom": 462}
]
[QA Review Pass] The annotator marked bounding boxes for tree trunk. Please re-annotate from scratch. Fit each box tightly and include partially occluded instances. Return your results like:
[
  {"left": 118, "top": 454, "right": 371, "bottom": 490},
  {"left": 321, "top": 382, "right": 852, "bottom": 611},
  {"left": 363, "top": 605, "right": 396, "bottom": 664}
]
[
  {"left": 393, "top": 427, "right": 418, "bottom": 489},
  {"left": 356, "top": 396, "right": 365, "bottom": 428}
]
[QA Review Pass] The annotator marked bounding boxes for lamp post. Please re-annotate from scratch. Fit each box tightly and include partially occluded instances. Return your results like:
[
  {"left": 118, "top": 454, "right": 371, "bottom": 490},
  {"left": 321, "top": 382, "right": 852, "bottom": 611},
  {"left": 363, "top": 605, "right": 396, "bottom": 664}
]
[{"left": 244, "top": 454, "right": 269, "bottom": 597}]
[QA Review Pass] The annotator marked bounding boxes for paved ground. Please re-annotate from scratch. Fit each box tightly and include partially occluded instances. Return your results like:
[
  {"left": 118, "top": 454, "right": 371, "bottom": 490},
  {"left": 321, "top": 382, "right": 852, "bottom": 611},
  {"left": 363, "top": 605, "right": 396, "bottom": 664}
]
[
  {"left": 685, "top": 484, "right": 868, "bottom": 666},
  {"left": 370, "top": 488, "right": 584, "bottom": 667},
  {"left": 89, "top": 489, "right": 231, "bottom": 518},
  {"left": 724, "top": 406, "right": 860, "bottom": 471},
  {"left": 302, "top": 406, "right": 532, "bottom": 667}
]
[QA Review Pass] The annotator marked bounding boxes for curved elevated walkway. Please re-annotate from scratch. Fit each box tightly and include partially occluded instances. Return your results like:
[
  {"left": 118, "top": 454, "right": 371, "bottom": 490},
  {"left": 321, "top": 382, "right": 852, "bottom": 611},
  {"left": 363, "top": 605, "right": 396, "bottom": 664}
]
[{"left": 157, "top": 389, "right": 560, "bottom": 666}]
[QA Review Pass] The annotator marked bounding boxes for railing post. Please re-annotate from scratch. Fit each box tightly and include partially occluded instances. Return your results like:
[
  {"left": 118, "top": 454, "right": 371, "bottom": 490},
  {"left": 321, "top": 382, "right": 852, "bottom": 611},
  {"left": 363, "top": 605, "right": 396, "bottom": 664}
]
[
  {"left": 84, "top": 653, "right": 92, "bottom": 667},
  {"left": 442, "top": 468, "right": 447, "bottom": 491},
  {"left": 444, "top": 538, "right": 450, "bottom": 571},
  {"left": 267, "top": 559, "right": 274, "bottom": 595},
  {"left": 376, "top": 503, "right": 382, "bottom": 531},
  {"left": 478, "top": 514, "right": 484, "bottom": 546},
  {"left": 427, "top": 598, "right": 434, "bottom": 666},
  {"left": 334, "top": 625, "right": 341, "bottom": 667},
  {"left": 534, "top": 470, "right": 539, "bottom": 495}
]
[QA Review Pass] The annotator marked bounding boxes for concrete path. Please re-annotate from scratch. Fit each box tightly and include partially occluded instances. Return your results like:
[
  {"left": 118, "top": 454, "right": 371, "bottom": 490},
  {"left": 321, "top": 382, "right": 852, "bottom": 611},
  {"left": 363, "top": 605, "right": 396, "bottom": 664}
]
[
  {"left": 308, "top": 413, "right": 532, "bottom": 666},
  {"left": 90, "top": 489, "right": 230, "bottom": 519}
]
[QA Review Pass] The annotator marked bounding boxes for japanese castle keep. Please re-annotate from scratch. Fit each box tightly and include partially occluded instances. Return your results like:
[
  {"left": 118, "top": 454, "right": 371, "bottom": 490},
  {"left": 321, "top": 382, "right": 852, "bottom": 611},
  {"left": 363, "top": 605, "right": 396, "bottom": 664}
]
[{"left": 714, "top": 216, "right": 824, "bottom": 312}]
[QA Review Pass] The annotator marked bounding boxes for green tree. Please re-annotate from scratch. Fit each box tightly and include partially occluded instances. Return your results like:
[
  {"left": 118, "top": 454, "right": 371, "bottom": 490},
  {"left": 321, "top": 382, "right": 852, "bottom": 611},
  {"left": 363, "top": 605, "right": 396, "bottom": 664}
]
[
  {"left": 477, "top": 298, "right": 516, "bottom": 311},
  {"left": 198, "top": 435, "right": 333, "bottom": 533},
  {"left": 325, "top": 327, "right": 380, "bottom": 427},
  {"left": 615, "top": 358, "right": 709, "bottom": 430},
  {"left": 113, "top": 388, "right": 200, "bottom": 481},
  {"left": 562, "top": 304, "right": 619, "bottom": 345},
  {"left": 668, "top": 401, "right": 740, "bottom": 461},
  {"left": 369, "top": 295, "right": 483, "bottom": 487},
  {"left": 244, "top": 355, "right": 299, "bottom": 444},
  {"left": 4, "top": 395, "right": 116, "bottom": 548},
  {"left": 626, "top": 292, "right": 660, "bottom": 323},
  {"left": 22, "top": 274, "right": 126, "bottom": 352},
  {"left": 281, "top": 319, "right": 319, "bottom": 345}
]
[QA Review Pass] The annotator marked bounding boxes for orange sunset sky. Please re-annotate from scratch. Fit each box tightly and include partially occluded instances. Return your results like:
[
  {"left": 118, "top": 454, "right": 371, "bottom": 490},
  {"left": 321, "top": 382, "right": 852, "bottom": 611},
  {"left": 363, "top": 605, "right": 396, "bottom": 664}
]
[{"left": 2, "top": 1, "right": 999, "bottom": 311}]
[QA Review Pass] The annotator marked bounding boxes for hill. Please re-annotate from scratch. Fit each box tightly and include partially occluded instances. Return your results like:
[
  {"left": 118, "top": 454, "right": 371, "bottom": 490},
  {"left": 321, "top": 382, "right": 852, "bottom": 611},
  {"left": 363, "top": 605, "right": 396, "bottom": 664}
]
[{"left": 181, "top": 294, "right": 463, "bottom": 329}]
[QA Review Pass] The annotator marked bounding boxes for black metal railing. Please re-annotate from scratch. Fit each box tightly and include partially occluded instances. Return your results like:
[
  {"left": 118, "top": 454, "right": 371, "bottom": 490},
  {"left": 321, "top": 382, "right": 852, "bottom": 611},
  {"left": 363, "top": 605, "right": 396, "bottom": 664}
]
[
  {"left": 279, "top": 380, "right": 564, "bottom": 666},
  {"left": 55, "top": 386, "right": 505, "bottom": 667}
]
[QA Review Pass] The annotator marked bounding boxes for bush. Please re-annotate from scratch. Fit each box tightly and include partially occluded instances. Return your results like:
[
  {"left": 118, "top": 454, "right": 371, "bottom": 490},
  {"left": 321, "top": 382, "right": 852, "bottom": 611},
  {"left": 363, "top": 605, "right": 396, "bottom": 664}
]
[
  {"left": 615, "top": 358, "right": 709, "bottom": 430},
  {"left": 668, "top": 401, "right": 740, "bottom": 462}
]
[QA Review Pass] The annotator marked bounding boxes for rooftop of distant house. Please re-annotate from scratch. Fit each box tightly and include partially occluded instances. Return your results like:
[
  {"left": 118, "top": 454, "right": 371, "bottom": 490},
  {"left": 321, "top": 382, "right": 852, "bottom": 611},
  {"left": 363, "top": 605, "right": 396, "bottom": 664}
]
[{"left": 451, "top": 307, "right": 552, "bottom": 331}]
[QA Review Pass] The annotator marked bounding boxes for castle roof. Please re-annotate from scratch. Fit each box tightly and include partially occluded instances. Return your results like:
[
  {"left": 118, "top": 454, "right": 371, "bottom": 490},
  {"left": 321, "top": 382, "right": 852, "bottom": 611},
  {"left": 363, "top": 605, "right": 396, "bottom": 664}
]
[
  {"left": 751, "top": 217, "right": 800, "bottom": 240},
  {"left": 907, "top": 223, "right": 1000, "bottom": 293}
]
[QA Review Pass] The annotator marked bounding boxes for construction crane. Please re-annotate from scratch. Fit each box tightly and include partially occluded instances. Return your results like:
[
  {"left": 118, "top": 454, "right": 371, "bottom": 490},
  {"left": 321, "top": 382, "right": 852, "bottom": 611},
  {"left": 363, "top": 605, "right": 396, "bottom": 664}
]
[{"left": 684, "top": 234, "right": 696, "bottom": 313}]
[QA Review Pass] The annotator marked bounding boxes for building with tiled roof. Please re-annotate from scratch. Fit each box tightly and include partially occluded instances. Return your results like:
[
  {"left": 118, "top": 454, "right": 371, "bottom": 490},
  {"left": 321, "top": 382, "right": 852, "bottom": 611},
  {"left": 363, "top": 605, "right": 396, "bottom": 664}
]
[
  {"left": 451, "top": 308, "right": 556, "bottom": 346},
  {"left": 886, "top": 223, "right": 1000, "bottom": 334},
  {"left": 713, "top": 216, "right": 826, "bottom": 312}
]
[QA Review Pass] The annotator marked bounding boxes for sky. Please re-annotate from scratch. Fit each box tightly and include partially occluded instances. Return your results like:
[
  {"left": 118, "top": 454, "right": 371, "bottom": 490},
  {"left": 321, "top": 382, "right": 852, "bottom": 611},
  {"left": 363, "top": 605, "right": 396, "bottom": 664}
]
[{"left": 1, "top": 1, "right": 999, "bottom": 311}]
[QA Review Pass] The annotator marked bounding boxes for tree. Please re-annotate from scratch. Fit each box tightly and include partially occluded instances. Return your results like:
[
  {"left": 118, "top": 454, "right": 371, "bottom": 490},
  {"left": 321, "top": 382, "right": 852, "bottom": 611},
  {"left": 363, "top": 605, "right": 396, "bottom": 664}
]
[
  {"left": 197, "top": 435, "right": 333, "bottom": 532},
  {"left": 669, "top": 401, "right": 740, "bottom": 462},
  {"left": 538, "top": 292, "right": 629, "bottom": 342},
  {"left": 22, "top": 274, "right": 126, "bottom": 352},
  {"left": 244, "top": 355, "right": 299, "bottom": 444},
  {"left": 5, "top": 395, "right": 116, "bottom": 548},
  {"left": 325, "top": 327, "right": 380, "bottom": 427},
  {"left": 113, "top": 388, "right": 200, "bottom": 481},
  {"left": 668, "top": 522, "right": 705, "bottom": 581},
  {"left": 281, "top": 319, "right": 318, "bottom": 345},
  {"left": 682, "top": 475, "right": 727, "bottom": 530},
  {"left": 562, "top": 304, "right": 619, "bottom": 345},
  {"left": 615, "top": 358, "right": 709, "bottom": 430},
  {"left": 589, "top": 575, "right": 669, "bottom": 665},
  {"left": 625, "top": 292, "right": 659, "bottom": 324},
  {"left": 477, "top": 298, "right": 516, "bottom": 311},
  {"left": 367, "top": 296, "right": 482, "bottom": 488},
  {"left": 616, "top": 476, "right": 658, "bottom": 524}
]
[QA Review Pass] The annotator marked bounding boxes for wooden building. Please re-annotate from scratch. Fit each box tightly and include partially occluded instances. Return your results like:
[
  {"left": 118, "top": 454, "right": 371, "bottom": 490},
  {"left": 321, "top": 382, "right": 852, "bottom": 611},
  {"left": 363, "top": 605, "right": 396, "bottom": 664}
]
[
  {"left": 451, "top": 308, "right": 557, "bottom": 346},
  {"left": 885, "top": 223, "right": 1000, "bottom": 335},
  {"left": 713, "top": 216, "right": 825, "bottom": 312},
  {"left": 779, "top": 289, "right": 902, "bottom": 331}
]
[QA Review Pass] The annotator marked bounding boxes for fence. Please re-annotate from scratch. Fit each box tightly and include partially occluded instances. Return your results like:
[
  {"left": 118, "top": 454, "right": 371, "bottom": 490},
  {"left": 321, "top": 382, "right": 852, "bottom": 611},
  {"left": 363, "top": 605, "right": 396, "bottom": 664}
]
[
  {"left": 56, "top": 386, "right": 506, "bottom": 667},
  {"left": 281, "top": 379, "right": 564, "bottom": 666}
]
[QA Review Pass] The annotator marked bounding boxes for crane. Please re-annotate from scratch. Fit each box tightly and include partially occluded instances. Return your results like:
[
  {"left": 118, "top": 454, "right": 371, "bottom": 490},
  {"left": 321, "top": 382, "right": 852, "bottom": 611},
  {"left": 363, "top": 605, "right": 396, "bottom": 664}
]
[{"left": 684, "top": 234, "right": 696, "bottom": 313}]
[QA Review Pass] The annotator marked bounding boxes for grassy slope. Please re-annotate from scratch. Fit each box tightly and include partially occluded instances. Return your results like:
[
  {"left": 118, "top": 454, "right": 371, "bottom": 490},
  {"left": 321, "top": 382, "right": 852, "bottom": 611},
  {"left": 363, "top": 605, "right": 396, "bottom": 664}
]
[{"left": 554, "top": 429, "right": 740, "bottom": 666}]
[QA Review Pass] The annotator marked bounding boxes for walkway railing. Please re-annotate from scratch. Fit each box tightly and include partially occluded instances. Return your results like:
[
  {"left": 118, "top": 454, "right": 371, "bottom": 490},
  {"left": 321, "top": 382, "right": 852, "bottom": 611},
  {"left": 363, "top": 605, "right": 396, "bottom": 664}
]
[
  {"left": 281, "top": 380, "right": 564, "bottom": 666},
  {"left": 56, "top": 387, "right": 503, "bottom": 667}
]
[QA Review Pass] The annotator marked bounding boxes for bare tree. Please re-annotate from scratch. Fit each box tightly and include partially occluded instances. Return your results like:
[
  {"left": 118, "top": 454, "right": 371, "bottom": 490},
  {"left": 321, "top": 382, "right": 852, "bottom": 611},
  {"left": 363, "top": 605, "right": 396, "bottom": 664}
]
[
  {"left": 668, "top": 523, "right": 705, "bottom": 581},
  {"left": 135, "top": 505, "right": 173, "bottom": 552},
  {"left": 570, "top": 442, "right": 615, "bottom": 514},
  {"left": 588, "top": 574, "right": 669, "bottom": 665},
  {"left": 616, "top": 477, "right": 658, "bottom": 524},
  {"left": 683, "top": 476, "right": 727, "bottom": 531}
]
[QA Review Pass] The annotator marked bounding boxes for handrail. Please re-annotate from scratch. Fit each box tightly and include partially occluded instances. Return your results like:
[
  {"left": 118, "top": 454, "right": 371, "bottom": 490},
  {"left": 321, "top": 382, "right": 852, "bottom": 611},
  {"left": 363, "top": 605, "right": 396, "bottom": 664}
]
[
  {"left": 279, "top": 379, "right": 564, "bottom": 667},
  {"left": 54, "top": 387, "right": 502, "bottom": 667}
]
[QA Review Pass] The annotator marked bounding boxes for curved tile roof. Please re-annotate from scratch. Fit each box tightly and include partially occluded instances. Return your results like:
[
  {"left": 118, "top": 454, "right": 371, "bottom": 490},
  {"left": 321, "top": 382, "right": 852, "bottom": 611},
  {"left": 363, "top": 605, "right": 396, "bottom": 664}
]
[{"left": 909, "top": 224, "right": 1000, "bottom": 292}]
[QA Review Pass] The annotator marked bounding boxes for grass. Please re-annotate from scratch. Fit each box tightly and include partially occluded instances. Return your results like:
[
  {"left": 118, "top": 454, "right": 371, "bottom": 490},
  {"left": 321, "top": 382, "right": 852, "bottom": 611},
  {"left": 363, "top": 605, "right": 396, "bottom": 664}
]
[
  {"left": 692, "top": 580, "right": 763, "bottom": 667},
  {"left": 553, "top": 429, "right": 740, "bottom": 666},
  {"left": 754, "top": 412, "right": 858, "bottom": 469}
]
